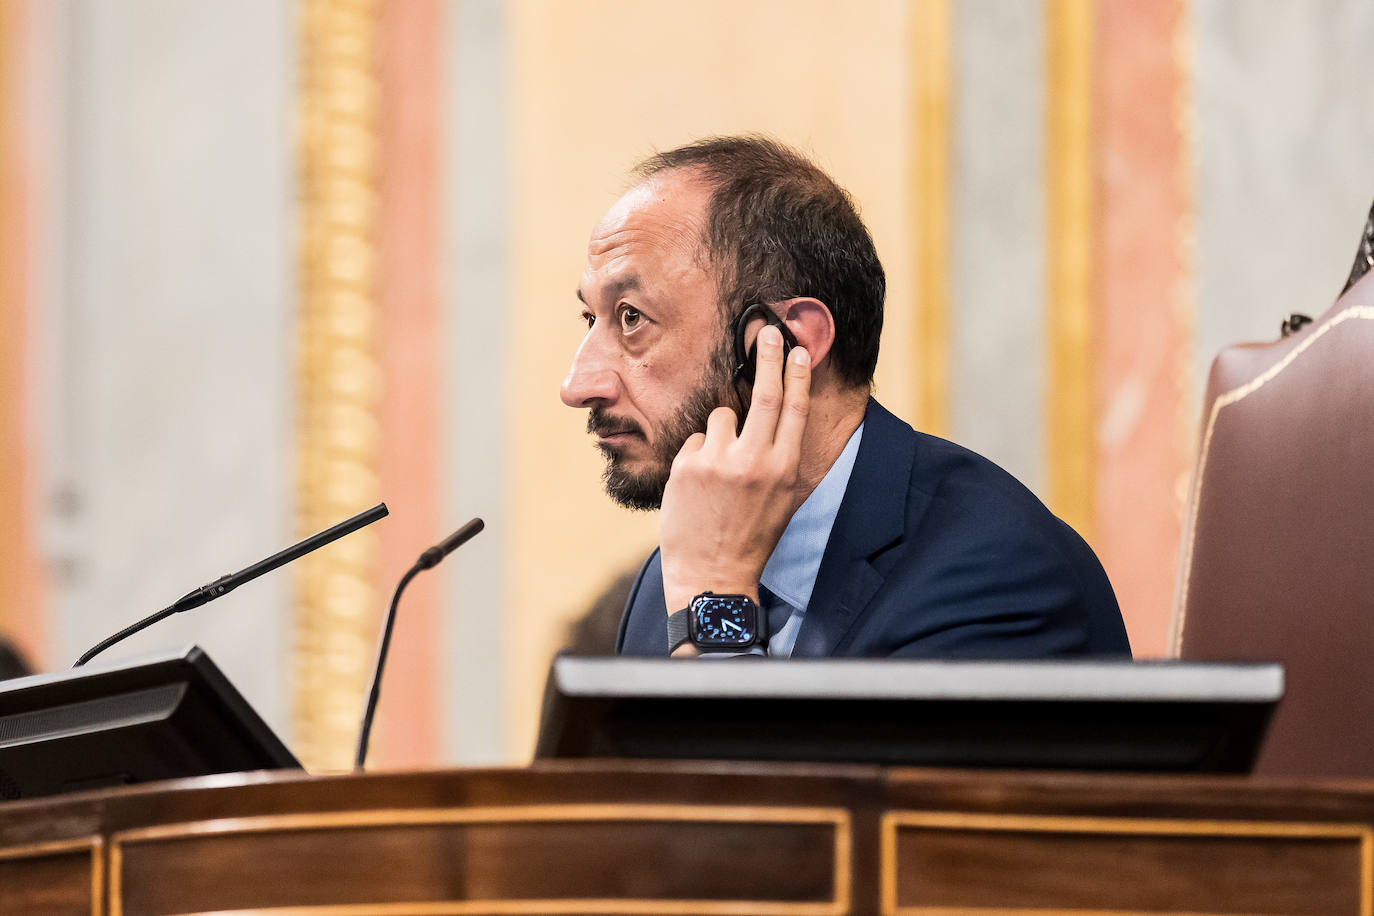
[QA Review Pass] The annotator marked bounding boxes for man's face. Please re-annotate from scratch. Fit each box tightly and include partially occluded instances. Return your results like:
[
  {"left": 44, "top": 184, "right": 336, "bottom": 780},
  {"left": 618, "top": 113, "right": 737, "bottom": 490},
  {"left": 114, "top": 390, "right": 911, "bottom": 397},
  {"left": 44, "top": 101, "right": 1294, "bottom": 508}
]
[{"left": 561, "top": 172, "right": 735, "bottom": 510}]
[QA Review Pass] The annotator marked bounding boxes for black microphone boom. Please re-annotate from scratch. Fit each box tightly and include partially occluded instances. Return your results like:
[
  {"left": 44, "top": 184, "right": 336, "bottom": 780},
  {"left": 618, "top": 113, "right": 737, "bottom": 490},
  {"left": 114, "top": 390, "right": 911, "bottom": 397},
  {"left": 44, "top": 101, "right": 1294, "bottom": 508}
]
[
  {"left": 416, "top": 517, "right": 485, "bottom": 570},
  {"left": 355, "top": 517, "right": 484, "bottom": 770},
  {"left": 73, "top": 503, "right": 390, "bottom": 668}
]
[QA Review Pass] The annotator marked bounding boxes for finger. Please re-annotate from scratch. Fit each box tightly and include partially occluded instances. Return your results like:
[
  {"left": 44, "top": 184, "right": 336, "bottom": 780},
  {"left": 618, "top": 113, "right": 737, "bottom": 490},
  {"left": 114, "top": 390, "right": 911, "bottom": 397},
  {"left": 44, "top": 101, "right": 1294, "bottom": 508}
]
[
  {"left": 671, "top": 431, "right": 707, "bottom": 469},
  {"left": 680, "top": 430, "right": 707, "bottom": 453},
  {"left": 704, "top": 404, "right": 738, "bottom": 444},
  {"left": 774, "top": 345, "right": 811, "bottom": 456},
  {"left": 739, "top": 324, "right": 786, "bottom": 447}
]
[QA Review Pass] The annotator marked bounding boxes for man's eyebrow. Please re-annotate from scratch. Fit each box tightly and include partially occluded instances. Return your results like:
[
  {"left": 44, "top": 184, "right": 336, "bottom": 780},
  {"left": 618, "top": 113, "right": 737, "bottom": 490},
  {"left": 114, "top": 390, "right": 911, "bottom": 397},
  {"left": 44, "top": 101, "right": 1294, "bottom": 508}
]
[{"left": 577, "top": 275, "right": 641, "bottom": 307}]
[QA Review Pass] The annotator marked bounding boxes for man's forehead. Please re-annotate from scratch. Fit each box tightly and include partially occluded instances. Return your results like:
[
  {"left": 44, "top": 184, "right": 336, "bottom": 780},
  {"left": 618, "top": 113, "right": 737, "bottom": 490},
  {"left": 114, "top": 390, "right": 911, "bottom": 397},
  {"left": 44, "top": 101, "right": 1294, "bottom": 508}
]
[
  {"left": 588, "top": 172, "right": 710, "bottom": 255},
  {"left": 578, "top": 173, "right": 716, "bottom": 309}
]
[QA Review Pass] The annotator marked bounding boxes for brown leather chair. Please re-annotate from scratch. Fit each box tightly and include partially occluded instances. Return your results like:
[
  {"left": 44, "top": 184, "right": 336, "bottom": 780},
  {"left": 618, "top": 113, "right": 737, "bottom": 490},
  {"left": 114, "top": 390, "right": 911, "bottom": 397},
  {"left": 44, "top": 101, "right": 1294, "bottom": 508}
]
[{"left": 1170, "top": 213, "right": 1374, "bottom": 777}]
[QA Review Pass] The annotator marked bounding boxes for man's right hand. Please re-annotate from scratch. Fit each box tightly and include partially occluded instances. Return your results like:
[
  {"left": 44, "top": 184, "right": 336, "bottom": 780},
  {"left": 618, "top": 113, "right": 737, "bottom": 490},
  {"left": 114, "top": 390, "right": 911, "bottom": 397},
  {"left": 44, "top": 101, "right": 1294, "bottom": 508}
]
[{"left": 657, "top": 324, "right": 812, "bottom": 630}]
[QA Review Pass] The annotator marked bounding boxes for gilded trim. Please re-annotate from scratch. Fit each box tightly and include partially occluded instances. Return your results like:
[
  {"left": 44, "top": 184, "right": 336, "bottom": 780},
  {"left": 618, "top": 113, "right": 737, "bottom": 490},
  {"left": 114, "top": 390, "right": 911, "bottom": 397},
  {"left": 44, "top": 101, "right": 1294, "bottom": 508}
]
[
  {"left": 166, "top": 905, "right": 829, "bottom": 916},
  {"left": 1044, "top": 0, "right": 1096, "bottom": 540},
  {"left": 1366, "top": 825, "right": 1374, "bottom": 916},
  {"left": 108, "top": 837, "right": 122, "bottom": 916},
  {"left": 110, "top": 804, "right": 851, "bottom": 916},
  {"left": 0, "top": 835, "right": 99, "bottom": 860},
  {"left": 1168, "top": 305, "right": 1374, "bottom": 655},
  {"left": 93, "top": 836, "right": 105, "bottom": 916},
  {"left": 881, "top": 809, "right": 1373, "bottom": 916},
  {"left": 885, "top": 809, "right": 1374, "bottom": 837},
  {"left": 882, "top": 910, "right": 1318, "bottom": 916},
  {"left": 294, "top": 0, "right": 385, "bottom": 771},
  {"left": 912, "top": 0, "right": 951, "bottom": 437}
]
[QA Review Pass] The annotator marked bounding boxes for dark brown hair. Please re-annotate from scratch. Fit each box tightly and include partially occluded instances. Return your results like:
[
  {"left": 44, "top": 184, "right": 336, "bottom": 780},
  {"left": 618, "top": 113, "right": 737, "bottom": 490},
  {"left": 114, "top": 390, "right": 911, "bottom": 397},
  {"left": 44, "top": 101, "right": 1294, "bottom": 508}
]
[{"left": 634, "top": 135, "right": 885, "bottom": 388}]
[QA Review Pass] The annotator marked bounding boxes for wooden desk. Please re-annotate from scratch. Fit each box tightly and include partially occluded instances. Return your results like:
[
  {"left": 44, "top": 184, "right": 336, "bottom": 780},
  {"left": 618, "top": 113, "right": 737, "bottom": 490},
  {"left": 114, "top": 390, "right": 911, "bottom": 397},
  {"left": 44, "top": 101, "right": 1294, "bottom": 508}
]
[{"left": 2, "top": 762, "right": 1372, "bottom": 915}]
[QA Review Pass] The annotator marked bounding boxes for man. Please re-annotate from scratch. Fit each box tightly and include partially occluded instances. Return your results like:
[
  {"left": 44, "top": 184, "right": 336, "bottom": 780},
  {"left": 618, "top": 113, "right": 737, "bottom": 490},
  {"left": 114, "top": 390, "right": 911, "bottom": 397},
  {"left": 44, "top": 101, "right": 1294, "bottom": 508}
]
[{"left": 561, "top": 135, "right": 1130, "bottom": 658}]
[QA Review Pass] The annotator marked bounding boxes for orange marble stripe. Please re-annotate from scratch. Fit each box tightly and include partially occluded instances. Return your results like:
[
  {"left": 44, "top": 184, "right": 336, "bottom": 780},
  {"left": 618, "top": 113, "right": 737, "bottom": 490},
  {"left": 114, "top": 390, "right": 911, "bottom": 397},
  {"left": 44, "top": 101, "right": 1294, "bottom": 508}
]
[
  {"left": 0, "top": 0, "right": 45, "bottom": 667},
  {"left": 1090, "top": 0, "right": 1192, "bottom": 658},
  {"left": 374, "top": 0, "right": 444, "bottom": 766}
]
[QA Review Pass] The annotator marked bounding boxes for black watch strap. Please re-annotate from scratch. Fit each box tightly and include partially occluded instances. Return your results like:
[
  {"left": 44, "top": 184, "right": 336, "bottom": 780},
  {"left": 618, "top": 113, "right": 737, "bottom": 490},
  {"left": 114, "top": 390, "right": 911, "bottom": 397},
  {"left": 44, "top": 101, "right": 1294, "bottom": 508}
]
[{"left": 666, "top": 606, "right": 690, "bottom": 653}]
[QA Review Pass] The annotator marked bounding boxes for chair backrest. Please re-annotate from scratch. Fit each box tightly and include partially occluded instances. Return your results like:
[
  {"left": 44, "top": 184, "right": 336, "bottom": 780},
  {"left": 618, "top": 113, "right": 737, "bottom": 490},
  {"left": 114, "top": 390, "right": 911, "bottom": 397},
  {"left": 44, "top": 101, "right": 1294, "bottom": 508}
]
[{"left": 1170, "top": 269, "right": 1374, "bottom": 777}]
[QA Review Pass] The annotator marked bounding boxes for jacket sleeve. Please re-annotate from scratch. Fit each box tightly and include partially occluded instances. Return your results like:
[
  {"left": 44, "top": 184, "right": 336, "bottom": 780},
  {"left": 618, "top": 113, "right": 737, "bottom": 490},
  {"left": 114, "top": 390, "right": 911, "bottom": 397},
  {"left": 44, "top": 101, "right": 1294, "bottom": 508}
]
[{"left": 867, "top": 507, "right": 1130, "bottom": 659}]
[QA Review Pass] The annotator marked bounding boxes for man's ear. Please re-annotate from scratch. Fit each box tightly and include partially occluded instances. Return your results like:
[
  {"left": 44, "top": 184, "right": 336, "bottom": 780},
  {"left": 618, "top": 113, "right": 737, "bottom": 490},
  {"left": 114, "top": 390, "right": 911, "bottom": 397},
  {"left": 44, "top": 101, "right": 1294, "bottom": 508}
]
[{"left": 782, "top": 297, "right": 836, "bottom": 370}]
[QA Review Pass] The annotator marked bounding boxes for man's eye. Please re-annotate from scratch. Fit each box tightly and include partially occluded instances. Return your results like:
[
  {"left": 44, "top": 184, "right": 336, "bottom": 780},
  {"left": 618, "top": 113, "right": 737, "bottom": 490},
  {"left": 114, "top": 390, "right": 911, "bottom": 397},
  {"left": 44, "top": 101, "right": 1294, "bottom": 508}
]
[
  {"left": 619, "top": 306, "right": 643, "bottom": 332},
  {"left": 581, "top": 311, "right": 595, "bottom": 329}
]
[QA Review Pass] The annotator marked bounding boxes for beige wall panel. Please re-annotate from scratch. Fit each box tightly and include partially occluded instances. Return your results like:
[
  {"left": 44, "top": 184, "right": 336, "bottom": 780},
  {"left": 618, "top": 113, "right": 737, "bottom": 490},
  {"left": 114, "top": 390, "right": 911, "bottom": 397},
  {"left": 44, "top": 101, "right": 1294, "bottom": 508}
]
[{"left": 505, "top": 0, "right": 915, "bottom": 758}]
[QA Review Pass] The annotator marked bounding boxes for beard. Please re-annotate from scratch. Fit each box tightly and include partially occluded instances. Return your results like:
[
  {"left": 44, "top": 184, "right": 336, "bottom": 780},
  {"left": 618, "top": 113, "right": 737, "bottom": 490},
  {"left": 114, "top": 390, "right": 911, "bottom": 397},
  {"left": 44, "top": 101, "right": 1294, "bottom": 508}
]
[{"left": 588, "top": 343, "right": 739, "bottom": 511}]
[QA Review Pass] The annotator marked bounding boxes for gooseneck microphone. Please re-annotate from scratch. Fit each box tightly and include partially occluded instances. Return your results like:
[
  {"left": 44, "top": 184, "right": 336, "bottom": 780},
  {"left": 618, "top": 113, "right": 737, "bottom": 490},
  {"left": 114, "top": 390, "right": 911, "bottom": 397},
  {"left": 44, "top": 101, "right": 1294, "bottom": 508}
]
[
  {"left": 355, "top": 517, "right": 484, "bottom": 770},
  {"left": 73, "top": 503, "right": 390, "bottom": 668}
]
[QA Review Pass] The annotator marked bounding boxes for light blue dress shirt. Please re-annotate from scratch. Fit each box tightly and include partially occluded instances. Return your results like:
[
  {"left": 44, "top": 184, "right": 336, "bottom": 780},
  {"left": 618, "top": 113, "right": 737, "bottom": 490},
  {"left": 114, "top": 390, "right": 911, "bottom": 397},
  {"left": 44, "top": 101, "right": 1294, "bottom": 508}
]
[{"left": 760, "top": 422, "right": 864, "bottom": 657}]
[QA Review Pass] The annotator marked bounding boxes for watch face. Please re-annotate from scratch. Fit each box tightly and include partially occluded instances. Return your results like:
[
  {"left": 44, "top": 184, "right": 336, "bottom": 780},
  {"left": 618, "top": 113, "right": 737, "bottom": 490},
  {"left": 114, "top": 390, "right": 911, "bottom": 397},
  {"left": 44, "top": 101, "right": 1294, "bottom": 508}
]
[{"left": 689, "top": 594, "right": 759, "bottom": 649}]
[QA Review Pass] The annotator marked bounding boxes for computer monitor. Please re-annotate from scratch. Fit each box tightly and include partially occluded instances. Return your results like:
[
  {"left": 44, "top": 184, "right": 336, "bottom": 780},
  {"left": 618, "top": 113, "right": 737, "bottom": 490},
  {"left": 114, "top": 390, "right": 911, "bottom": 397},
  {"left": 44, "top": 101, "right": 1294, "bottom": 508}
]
[
  {"left": 535, "top": 658, "right": 1282, "bottom": 773},
  {"left": 0, "top": 645, "right": 299, "bottom": 801}
]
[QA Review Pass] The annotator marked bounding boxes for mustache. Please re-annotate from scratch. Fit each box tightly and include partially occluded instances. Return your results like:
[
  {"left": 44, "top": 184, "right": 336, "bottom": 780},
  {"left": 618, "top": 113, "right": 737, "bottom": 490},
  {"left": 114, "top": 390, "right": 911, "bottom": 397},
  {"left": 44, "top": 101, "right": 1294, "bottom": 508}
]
[{"left": 587, "top": 408, "right": 645, "bottom": 438}]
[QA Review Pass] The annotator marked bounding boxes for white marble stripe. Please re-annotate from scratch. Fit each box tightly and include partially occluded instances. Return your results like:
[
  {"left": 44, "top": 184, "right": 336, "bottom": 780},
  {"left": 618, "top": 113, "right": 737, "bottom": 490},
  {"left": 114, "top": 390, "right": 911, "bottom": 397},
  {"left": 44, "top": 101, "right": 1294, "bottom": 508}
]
[
  {"left": 442, "top": 0, "right": 511, "bottom": 765},
  {"left": 948, "top": 0, "right": 1047, "bottom": 497},
  {"left": 50, "top": 1, "right": 294, "bottom": 737},
  {"left": 1192, "top": 0, "right": 1374, "bottom": 405}
]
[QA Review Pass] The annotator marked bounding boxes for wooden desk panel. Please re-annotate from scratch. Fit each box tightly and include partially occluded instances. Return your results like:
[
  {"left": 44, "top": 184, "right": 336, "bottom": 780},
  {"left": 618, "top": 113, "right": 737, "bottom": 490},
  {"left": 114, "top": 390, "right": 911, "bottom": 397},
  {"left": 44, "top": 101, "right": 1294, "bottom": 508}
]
[
  {"left": 112, "top": 806, "right": 849, "bottom": 915},
  {"left": 0, "top": 837, "right": 102, "bottom": 916},
  {"left": 883, "top": 812, "right": 1369, "bottom": 915},
  {"left": 2, "top": 764, "right": 1374, "bottom": 916}
]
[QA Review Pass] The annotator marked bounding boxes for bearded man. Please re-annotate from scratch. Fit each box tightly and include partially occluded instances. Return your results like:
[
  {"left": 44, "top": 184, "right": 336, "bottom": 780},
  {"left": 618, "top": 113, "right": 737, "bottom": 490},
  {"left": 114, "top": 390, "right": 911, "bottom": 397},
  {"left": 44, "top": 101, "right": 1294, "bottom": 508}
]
[{"left": 561, "top": 136, "right": 1130, "bottom": 659}]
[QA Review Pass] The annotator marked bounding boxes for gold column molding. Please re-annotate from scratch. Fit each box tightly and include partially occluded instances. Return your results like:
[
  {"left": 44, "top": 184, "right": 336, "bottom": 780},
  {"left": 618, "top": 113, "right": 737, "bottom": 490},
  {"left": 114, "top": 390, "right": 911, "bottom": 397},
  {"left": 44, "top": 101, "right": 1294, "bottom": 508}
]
[
  {"left": 295, "top": 0, "right": 383, "bottom": 772},
  {"left": 1045, "top": 0, "right": 1096, "bottom": 541},
  {"left": 912, "top": 0, "right": 951, "bottom": 438}
]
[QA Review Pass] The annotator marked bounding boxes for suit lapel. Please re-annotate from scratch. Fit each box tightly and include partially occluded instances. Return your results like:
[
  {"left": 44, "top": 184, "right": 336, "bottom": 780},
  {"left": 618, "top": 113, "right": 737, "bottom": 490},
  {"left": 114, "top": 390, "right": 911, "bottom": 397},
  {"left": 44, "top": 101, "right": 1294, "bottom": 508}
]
[{"left": 791, "top": 399, "right": 913, "bottom": 657}]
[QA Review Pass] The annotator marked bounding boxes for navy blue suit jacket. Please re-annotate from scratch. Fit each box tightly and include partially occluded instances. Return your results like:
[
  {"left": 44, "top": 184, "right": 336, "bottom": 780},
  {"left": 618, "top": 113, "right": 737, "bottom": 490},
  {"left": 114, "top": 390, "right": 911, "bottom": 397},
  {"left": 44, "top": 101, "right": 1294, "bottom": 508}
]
[{"left": 616, "top": 399, "right": 1131, "bottom": 658}]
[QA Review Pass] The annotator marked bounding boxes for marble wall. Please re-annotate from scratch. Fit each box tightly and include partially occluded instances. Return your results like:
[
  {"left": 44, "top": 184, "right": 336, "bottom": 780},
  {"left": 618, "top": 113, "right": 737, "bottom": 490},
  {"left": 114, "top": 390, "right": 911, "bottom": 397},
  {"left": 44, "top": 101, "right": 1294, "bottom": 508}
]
[
  {"left": 443, "top": 0, "right": 511, "bottom": 765},
  {"left": 46, "top": 0, "right": 295, "bottom": 735},
  {"left": 19, "top": 0, "right": 1374, "bottom": 766},
  {"left": 1193, "top": 0, "right": 1374, "bottom": 398},
  {"left": 950, "top": 0, "right": 1047, "bottom": 494}
]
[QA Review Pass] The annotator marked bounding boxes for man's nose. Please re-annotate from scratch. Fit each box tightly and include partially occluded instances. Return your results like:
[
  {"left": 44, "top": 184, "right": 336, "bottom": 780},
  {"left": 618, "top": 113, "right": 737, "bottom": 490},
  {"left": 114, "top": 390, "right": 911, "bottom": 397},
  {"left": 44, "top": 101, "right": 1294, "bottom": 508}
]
[{"left": 560, "top": 337, "right": 620, "bottom": 408}]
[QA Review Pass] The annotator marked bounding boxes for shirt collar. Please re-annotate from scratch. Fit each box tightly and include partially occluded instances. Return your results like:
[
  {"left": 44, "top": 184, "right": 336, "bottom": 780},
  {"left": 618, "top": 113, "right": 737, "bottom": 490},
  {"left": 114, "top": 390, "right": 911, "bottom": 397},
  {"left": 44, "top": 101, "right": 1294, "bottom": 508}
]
[{"left": 760, "top": 422, "right": 864, "bottom": 610}]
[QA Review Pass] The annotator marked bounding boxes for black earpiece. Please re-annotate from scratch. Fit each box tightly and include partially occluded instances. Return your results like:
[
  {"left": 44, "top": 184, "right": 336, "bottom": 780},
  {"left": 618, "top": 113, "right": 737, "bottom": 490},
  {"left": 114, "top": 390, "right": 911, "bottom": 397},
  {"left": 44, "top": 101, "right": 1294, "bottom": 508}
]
[{"left": 731, "top": 303, "right": 798, "bottom": 385}]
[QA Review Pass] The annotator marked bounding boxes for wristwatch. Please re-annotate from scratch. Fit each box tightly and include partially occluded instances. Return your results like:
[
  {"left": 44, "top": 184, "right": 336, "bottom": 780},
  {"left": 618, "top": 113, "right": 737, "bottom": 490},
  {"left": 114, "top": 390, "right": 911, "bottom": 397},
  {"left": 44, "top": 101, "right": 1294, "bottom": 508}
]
[{"left": 667, "top": 591, "right": 763, "bottom": 653}]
